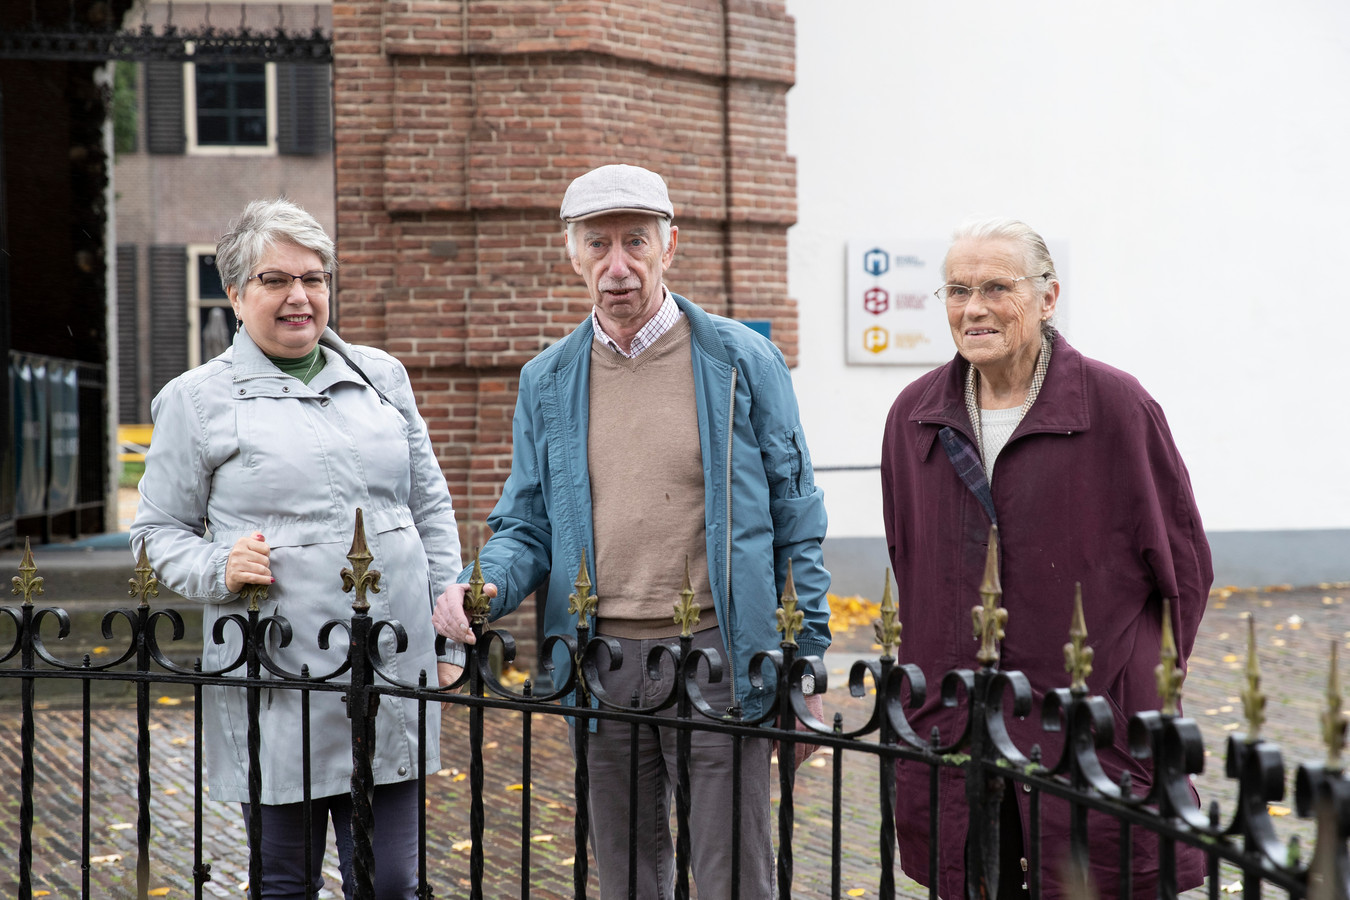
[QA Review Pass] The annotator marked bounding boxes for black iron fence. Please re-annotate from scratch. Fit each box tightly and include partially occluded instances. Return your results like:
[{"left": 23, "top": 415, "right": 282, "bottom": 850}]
[{"left": 2, "top": 512, "right": 1349, "bottom": 900}]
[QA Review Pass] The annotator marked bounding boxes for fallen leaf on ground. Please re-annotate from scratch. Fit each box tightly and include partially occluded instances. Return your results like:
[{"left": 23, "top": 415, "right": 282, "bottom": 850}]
[
  {"left": 452, "top": 839, "right": 472, "bottom": 852},
  {"left": 91, "top": 854, "right": 122, "bottom": 864}
]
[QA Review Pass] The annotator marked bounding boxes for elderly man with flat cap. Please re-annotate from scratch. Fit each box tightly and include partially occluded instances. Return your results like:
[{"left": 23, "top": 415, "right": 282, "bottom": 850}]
[{"left": 433, "top": 163, "right": 830, "bottom": 898}]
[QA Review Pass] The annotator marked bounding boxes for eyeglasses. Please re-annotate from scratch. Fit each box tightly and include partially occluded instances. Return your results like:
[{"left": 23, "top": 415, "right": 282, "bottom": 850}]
[
  {"left": 250, "top": 270, "right": 332, "bottom": 296},
  {"left": 934, "top": 274, "right": 1045, "bottom": 306}
]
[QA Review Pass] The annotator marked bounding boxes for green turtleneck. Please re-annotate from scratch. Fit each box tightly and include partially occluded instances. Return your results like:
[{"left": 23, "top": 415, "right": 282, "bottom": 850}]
[{"left": 266, "top": 346, "right": 326, "bottom": 385}]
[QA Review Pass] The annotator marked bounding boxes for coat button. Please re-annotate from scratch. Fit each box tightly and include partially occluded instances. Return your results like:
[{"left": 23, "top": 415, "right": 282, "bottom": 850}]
[
  {"left": 397, "top": 766, "right": 408, "bottom": 777},
  {"left": 237, "top": 389, "right": 246, "bottom": 395},
  {"left": 321, "top": 398, "right": 330, "bottom": 407},
  {"left": 282, "top": 386, "right": 290, "bottom": 393}
]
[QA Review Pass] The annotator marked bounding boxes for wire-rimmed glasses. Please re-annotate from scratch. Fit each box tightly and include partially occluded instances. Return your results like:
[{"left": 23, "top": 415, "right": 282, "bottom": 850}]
[{"left": 934, "top": 273, "right": 1046, "bottom": 306}]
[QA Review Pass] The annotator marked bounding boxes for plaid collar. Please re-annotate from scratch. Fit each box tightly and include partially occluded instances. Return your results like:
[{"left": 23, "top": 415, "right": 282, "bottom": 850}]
[
  {"left": 963, "top": 329, "right": 1054, "bottom": 467},
  {"left": 591, "top": 287, "right": 681, "bottom": 359}
]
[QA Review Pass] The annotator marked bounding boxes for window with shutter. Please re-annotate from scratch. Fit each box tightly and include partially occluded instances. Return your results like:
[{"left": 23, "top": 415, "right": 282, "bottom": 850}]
[
  {"left": 148, "top": 245, "right": 188, "bottom": 396},
  {"left": 144, "top": 61, "right": 185, "bottom": 155},
  {"left": 116, "top": 244, "right": 140, "bottom": 424},
  {"left": 185, "top": 60, "right": 277, "bottom": 156},
  {"left": 277, "top": 63, "right": 332, "bottom": 156}
]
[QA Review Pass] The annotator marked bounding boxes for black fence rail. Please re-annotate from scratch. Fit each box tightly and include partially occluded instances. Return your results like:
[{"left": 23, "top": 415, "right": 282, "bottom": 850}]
[{"left": 2, "top": 512, "right": 1349, "bottom": 900}]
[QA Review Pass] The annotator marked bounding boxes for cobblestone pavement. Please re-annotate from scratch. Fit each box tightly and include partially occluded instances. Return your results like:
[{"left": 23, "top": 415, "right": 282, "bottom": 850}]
[{"left": 1, "top": 580, "right": 1346, "bottom": 898}]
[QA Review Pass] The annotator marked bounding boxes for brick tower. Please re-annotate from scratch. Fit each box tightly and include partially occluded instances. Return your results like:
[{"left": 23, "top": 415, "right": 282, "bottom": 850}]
[{"left": 331, "top": 2, "right": 799, "bottom": 605}]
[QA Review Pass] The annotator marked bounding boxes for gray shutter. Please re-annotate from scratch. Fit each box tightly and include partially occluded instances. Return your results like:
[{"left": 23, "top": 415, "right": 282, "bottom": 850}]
[
  {"left": 145, "top": 61, "right": 185, "bottom": 155},
  {"left": 148, "top": 245, "right": 188, "bottom": 397},
  {"left": 276, "top": 63, "right": 332, "bottom": 156},
  {"left": 116, "top": 244, "right": 140, "bottom": 424}
]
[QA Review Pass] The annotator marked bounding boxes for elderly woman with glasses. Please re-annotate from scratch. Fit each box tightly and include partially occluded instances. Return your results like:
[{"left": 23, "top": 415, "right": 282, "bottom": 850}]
[
  {"left": 880, "top": 218, "right": 1211, "bottom": 899},
  {"left": 132, "top": 197, "right": 463, "bottom": 899}
]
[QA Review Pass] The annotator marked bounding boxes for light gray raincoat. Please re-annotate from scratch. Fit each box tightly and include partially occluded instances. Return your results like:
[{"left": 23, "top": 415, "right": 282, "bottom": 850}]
[{"left": 132, "top": 325, "right": 462, "bottom": 804}]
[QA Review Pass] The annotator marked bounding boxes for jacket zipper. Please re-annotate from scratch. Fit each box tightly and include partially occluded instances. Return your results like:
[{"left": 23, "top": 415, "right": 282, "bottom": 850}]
[{"left": 724, "top": 367, "right": 737, "bottom": 713}]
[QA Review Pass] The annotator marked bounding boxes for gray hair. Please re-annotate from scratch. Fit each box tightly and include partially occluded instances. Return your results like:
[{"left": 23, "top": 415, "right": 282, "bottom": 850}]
[
  {"left": 215, "top": 197, "right": 337, "bottom": 295},
  {"left": 942, "top": 217, "right": 1057, "bottom": 285},
  {"left": 565, "top": 215, "right": 673, "bottom": 261}
]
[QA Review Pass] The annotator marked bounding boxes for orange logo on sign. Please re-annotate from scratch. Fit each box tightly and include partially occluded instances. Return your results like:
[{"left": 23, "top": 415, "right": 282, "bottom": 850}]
[{"left": 863, "top": 326, "right": 889, "bottom": 354}]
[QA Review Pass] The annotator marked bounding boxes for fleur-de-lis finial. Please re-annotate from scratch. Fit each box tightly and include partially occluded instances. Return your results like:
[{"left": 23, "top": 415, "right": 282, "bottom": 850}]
[
  {"left": 463, "top": 548, "right": 491, "bottom": 624},
  {"left": 239, "top": 582, "right": 269, "bottom": 613},
  {"left": 971, "top": 525, "right": 1007, "bottom": 667},
  {"left": 1240, "top": 614, "right": 1266, "bottom": 743},
  {"left": 340, "top": 508, "right": 381, "bottom": 613},
  {"left": 1154, "top": 598, "right": 1184, "bottom": 715},
  {"left": 775, "top": 559, "right": 803, "bottom": 647},
  {"left": 128, "top": 542, "right": 160, "bottom": 609},
  {"left": 567, "top": 548, "right": 598, "bottom": 632},
  {"left": 1063, "top": 582, "right": 1093, "bottom": 693},
  {"left": 11, "top": 538, "right": 44, "bottom": 607},
  {"left": 673, "top": 556, "right": 701, "bottom": 638},
  {"left": 873, "top": 569, "right": 901, "bottom": 658},
  {"left": 1323, "top": 640, "right": 1346, "bottom": 770}
]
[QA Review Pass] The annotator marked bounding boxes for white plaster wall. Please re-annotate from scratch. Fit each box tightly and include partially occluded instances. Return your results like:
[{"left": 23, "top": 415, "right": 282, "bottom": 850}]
[{"left": 787, "top": 0, "right": 1350, "bottom": 538}]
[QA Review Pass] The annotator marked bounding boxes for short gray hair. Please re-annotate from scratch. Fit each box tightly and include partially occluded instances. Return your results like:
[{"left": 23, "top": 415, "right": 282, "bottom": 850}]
[
  {"left": 215, "top": 197, "right": 337, "bottom": 295},
  {"left": 942, "top": 217, "right": 1057, "bottom": 286},
  {"left": 565, "top": 215, "right": 673, "bottom": 261}
]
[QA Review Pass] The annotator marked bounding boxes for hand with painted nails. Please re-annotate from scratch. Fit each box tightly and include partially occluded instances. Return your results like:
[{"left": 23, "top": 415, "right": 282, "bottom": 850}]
[{"left": 224, "top": 532, "right": 273, "bottom": 594}]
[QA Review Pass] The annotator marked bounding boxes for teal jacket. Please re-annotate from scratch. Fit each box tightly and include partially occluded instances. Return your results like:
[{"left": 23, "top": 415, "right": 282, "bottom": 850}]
[{"left": 466, "top": 294, "right": 830, "bottom": 720}]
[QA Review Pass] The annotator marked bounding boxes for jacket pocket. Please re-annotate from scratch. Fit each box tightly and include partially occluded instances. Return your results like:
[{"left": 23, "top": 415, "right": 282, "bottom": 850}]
[{"left": 785, "top": 426, "right": 814, "bottom": 498}]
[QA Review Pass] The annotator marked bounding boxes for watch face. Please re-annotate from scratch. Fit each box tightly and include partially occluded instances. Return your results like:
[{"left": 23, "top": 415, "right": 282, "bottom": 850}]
[{"left": 800, "top": 673, "right": 815, "bottom": 694}]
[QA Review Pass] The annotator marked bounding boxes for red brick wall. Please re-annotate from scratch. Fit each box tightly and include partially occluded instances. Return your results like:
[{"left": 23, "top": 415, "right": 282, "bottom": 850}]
[{"left": 332, "top": 0, "right": 799, "bottom": 578}]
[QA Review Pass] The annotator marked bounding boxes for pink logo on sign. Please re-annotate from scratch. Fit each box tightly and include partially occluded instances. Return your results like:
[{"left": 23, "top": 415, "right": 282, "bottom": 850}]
[{"left": 863, "top": 287, "right": 889, "bottom": 315}]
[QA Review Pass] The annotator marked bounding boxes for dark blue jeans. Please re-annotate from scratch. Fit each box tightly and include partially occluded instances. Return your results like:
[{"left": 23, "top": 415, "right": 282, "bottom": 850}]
[{"left": 241, "top": 780, "right": 420, "bottom": 899}]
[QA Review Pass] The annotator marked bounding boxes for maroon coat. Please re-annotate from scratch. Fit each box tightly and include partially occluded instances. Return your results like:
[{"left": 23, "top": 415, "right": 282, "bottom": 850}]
[{"left": 880, "top": 334, "right": 1212, "bottom": 899}]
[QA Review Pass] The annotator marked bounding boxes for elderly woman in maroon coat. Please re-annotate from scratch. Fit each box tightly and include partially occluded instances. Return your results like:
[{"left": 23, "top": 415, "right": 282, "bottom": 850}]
[{"left": 880, "top": 218, "right": 1212, "bottom": 899}]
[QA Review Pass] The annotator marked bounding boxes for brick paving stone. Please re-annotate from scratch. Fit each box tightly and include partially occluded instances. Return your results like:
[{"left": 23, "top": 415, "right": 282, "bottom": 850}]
[{"left": 1, "top": 584, "right": 1346, "bottom": 898}]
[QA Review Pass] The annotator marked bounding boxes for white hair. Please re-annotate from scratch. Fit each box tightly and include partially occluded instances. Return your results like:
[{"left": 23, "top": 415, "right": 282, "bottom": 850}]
[
  {"left": 215, "top": 197, "right": 337, "bottom": 295},
  {"left": 942, "top": 217, "right": 1057, "bottom": 285}
]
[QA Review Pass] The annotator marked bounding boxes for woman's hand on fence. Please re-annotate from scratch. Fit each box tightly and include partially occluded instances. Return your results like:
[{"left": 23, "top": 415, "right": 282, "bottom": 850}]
[
  {"left": 432, "top": 582, "right": 498, "bottom": 646},
  {"left": 225, "top": 533, "right": 272, "bottom": 594}
]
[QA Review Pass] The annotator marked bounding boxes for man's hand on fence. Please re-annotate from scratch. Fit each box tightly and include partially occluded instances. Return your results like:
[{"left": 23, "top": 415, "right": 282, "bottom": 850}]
[
  {"left": 437, "top": 662, "right": 463, "bottom": 687},
  {"left": 793, "top": 692, "right": 825, "bottom": 770},
  {"left": 225, "top": 533, "right": 272, "bottom": 594},
  {"left": 432, "top": 582, "right": 498, "bottom": 646}
]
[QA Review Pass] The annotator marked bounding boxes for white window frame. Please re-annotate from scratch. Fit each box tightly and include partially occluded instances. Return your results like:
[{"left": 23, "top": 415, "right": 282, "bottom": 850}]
[
  {"left": 183, "top": 54, "right": 278, "bottom": 157},
  {"left": 187, "top": 245, "right": 235, "bottom": 369}
]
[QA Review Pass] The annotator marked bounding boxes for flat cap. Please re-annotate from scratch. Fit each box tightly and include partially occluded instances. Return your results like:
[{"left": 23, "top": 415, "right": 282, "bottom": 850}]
[{"left": 560, "top": 164, "right": 674, "bottom": 223}]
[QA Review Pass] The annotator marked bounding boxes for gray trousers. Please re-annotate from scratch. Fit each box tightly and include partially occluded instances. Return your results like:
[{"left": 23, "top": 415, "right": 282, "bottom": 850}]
[{"left": 576, "top": 629, "right": 775, "bottom": 900}]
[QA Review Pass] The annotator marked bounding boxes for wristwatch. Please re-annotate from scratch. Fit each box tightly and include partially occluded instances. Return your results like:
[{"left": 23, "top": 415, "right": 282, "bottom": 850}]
[{"left": 799, "top": 672, "right": 815, "bottom": 694}]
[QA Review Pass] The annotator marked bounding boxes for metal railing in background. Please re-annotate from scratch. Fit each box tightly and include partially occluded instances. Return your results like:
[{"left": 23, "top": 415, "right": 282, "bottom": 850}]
[
  {"left": 2, "top": 513, "right": 1349, "bottom": 900},
  {"left": 8, "top": 352, "right": 107, "bottom": 545}
]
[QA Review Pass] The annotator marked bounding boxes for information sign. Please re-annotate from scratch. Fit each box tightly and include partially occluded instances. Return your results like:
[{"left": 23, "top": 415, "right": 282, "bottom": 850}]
[{"left": 845, "top": 240, "right": 951, "bottom": 365}]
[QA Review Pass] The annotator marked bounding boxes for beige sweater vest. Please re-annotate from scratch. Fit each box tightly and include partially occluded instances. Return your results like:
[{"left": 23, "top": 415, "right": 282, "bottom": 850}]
[{"left": 588, "top": 318, "right": 716, "bottom": 638}]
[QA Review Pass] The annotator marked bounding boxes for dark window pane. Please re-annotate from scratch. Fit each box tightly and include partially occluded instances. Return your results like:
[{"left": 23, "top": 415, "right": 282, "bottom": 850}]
[
  {"left": 194, "top": 62, "right": 268, "bottom": 147},
  {"left": 197, "top": 255, "right": 227, "bottom": 300}
]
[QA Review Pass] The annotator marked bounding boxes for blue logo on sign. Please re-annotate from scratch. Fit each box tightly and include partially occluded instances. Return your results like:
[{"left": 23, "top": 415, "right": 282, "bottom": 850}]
[{"left": 863, "top": 248, "right": 889, "bottom": 277}]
